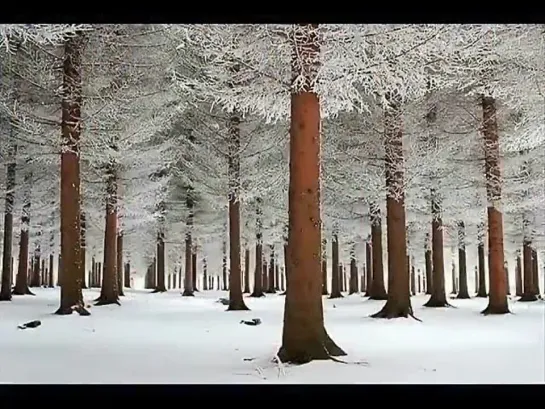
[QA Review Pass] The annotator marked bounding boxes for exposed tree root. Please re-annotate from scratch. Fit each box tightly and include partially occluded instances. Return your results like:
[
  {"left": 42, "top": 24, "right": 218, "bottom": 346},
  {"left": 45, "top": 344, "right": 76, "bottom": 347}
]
[
  {"left": 370, "top": 304, "right": 422, "bottom": 322},
  {"left": 227, "top": 300, "right": 250, "bottom": 311},
  {"left": 423, "top": 298, "right": 452, "bottom": 308},
  {"left": 12, "top": 287, "right": 35, "bottom": 296},
  {"left": 55, "top": 305, "right": 91, "bottom": 316},
  {"left": 518, "top": 294, "right": 538, "bottom": 302},
  {"left": 151, "top": 288, "right": 167, "bottom": 293},
  {"left": 94, "top": 298, "right": 121, "bottom": 307},
  {"left": 181, "top": 290, "right": 195, "bottom": 297},
  {"left": 277, "top": 330, "right": 346, "bottom": 365},
  {"left": 481, "top": 305, "right": 511, "bottom": 315}
]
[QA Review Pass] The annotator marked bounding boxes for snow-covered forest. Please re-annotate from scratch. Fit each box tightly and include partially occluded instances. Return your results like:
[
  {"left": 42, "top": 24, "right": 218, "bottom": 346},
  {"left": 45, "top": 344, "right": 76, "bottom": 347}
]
[{"left": 0, "top": 24, "right": 543, "bottom": 382}]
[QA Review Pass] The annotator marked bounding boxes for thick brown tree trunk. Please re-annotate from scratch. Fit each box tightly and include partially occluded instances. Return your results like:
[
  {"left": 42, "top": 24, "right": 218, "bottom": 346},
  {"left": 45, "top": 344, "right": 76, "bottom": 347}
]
[
  {"left": 424, "top": 233, "right": 433, "bottom": 295},
  {"left": 227, "top": 113, "right": 248, "bottom": 311},
  {"left": 531, "top": 248, "right": 540, "bottom": 297},
  {"left": 192, "top": 249, "right": 198, "bottom": 291},
  {"left": 349, "top": 244, "right": 358, "bottom": 294},
  {"left": 56, "top": 33, "right": 87, "bottom": 315},
  {"left": 515, "top": 252, "right": 522, "bottom": 297},
  {"left": 321, "top": 238, "right": 328, "bottom": 295},
  {"left": 481, "top": 96, "right": 509, "bottom": 314},
  {"left": 372, "top": 93, "right": 415, "bottom": 319},
  {"left": 153, "top": 231, "right": 167, "bottom": 293},
  {"left": 364, "top": 239, "right": 372, "bottom": 296},
  {"left": 456, "top": 221, "right": 470, "bottom": 299},
  {"left": 80, "top": 210, "right": 87, "bottom": 289},
  {"left": 275, "top": 263, "right": 280, "bottom": 291},
  {"left": 281, "top": 239, "right": 288, "bottom": 296},
  {"left": 519, "top": 238, "right": 537, "bottom": 301},
  {"left": 124, "top": 262, "right": 131, "bottom": 289},
  {"left": 278, "top": 24, "right": 345, "bottom": 363},
  {"left": 504, "top": 263, "right": 510, "bottom": 296},
  {"left": 329, "top": 234, "right": 342, "bottom": 299},
  {"left": 13, "top": 171, "right": 33, "bottom": 296},
  {"left": 48, "top": 254, "right": 54, "bottom": 288},
  {"left": 476, "top": 223, "right": 487, "bottom": 297},
  {"left": 243, "top": 248, "right": 250, "bottom": 293},
  {"left": 280, "top": 267, "right": 285, "bottom": 291},
  {"left": 182, "top": 192, "right": 194, "bottom": 296},
  {"left": 95, "top": 169, "right": 120, "bottom": 306},
  {"left": 31, "top": 240, "right": 41, "bottom": 288},
  {"left": 117, "top": 232, "right": 124, "bottom": 296},
  {"left": 424, "top": 190, "right": 449, "bottom": 308},
  {"left": 262, "top": 260, "right": 268, "bottom": 292},
  {"left": 369, "top": 204, "right": 387, "bottom": 300},
  {"left": 266, "top": 245, "right": 276, "bottom": 294}
]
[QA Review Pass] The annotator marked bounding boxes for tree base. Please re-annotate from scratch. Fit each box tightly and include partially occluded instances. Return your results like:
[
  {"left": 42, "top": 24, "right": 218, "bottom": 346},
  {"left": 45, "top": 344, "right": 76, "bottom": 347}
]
[
  {"left": 12, "top": 287, "right": 35, "bottom": 296},
  {"left": 329, "top": 292, "right": 343, "bottom": 299},
  {"left": 371, "top": 302, "right": 421, "bottom": 321},
  {"left": 0, "top": 293, "right": 12, "bottom": 302},
  {"left": 54, "top": 305, "right": 91, "bottom": 316},
  {"left": 368, "top": 294, "right": 388, "bottom": 301},
  {"left": 151, "top": 288, "right": 167, "bottom": 293},
  {"left": 277, "top": 330, "right": 346, "bottom": 365},
  {"left": 194, "top": 288, "right": 200, "bottom": 292},
  {"left": 456, "top": 292, "right": 471, "bottom": 299},
  {"left": 227, "top": 300, "right": 250, "bottom": 311},
  {"left": 181, "top": 290, "right": 195, "bottom": 297},
  {"left": 475, "top": 291, "right": 488, "bottom": 298},
  {"left": 265, "top": 289, "right": 277, "bottom": 294},
  {"left": 518, "top": 293, "right": 538, "bottom": 302},
  {"left": 94, "top": 297, "right": 121, "bottom": 307},
  {"left": 321, "top": 289, "right": 329, "bottom": 296},
  {"left": 481, "top": 304, "right": 510, "bottom": 315},
  {"left": 423, "top": 297, "right": 452, "bottom": 308},
  {"left": 249, "top": 292, "right": 265, "bottom": 298},
  {"left": 280, "top": 291, "right": 287, "bottom": 295}
]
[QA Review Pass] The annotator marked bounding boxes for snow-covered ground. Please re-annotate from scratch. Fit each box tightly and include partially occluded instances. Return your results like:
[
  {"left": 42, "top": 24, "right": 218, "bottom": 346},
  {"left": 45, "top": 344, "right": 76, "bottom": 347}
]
[{"left": 0, "top": 288, "right": 543, "bottom": 384}]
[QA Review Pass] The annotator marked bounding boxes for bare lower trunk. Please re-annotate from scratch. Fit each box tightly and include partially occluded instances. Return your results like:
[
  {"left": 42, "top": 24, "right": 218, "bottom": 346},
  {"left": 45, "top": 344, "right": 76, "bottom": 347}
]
[
  {"left": 519, "top": 238, "right": 537, "bottom": 301},
  {"left": 31, "top": 241, "right": 41, "bottom": 288},
  {"left": 124, "top": 262, "right": 131, "bottom": 289},
  {"left": 515, "top": 253, "right": 522, "bottom": 297},
  {"left": 504, "top": 263, "right": 510, "bottom": 296},
  {"left": 80, "top": 211, "right": 87, "bottom": 289},
  {"left": 321, "top": 239, "right": 328, "bottom": 295},
  {"left": 96, "top": 169, "right": 120, "bottom": 307},
  {"left": 182, "top": 193, "right": 194, "bottom": 296},
  {"left": 250, "top": 227, "right": 264, "bottom": 298},
  {"left": 117, "top": 232, "right": 124, "bottom": 296},
  {"left": 266, "top": 245, "right": 276, "bottom": 294},
  {"left": 227, "top": 113, "right": 248, "bottom": 311},
  {"left": 329, "top": 234, "right": 342, "bottom": 299},
  {"left": 243, "top": 248, "right": 250, "bottom": 293},
  {"left": 192, "top": 249, "right": 198, "bottom": 292},
  {"left": 56, "top": 33, "right": 87, "bottom": 315},
  {"left": 278, "top": 25, "right": 345, "bottom": 363},
  {"left": 222, "top": 241, "right": 228, "bottom": 291},
  {"left": 14, "top": 170, "right": 33, "bottom": 296},
  {"left": 456, "top": 221, "right": 470, "bottom": 299},
  {"left": 531, "top": 248, "right": 540, "bottom": 296},
  {"left": 372, "top": 93, "right": 415, "bottom": 319},
  {"left": 410, "top": 259, "right": 416, "bottom": 296},
  {"left": 369, "top": 204, "right": 387, "bottom": 300},
  {"left": 203, "top": 259, "right": 208, "bottom": 290},
  {"left": 481, "top": 96, "right": 509, "bottom": 315},
  {"left": 424, "top": 233, "right": 433, "bottom": 295},
  {"left": 349, "top": 244, "right": 358, "bottom": 294},
  {"left": 364, "top": 239, "right": 372, "bottom": 296},
  {"left": 154, "top": 231, "right": 166, "bottom": 293}
]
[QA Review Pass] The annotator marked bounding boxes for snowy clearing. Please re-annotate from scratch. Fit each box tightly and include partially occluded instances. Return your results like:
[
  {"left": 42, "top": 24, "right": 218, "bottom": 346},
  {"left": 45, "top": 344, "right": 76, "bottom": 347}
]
[{"left": 0, "top": 288, "right": 543, "bottom": 384}]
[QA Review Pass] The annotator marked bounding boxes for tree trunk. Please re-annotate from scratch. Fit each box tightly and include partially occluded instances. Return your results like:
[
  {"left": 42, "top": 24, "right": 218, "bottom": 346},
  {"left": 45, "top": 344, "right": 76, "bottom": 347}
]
[
  {"left": 182, "top": 191, "right": 194, "bottom": 296},
  {"left": 251, "top": 201, "right": 265, "bottom": 297},
  {"left": 262, "top": 261, "right": 268, "bottom": 292},
  {"left": 519, "top": 239, "right": 537, "bottom": 301},
  {"left": 55, "top": 33, "right": 87, "bottom": 315},
  {"left": 203, "top": 259, "right": 208, "bottom": 290},
  {"left": 450, "top": 262, "right": 457, "bottom": 295},
  {"left": 424, "top": 190, "right": 449, "bottom": 308},
  {"left": 481, "top": 95, "right": 509, "bottom": 314},
  {"left": 192, "top": 249, "right": 198, "bottom": 291},
  {"left": 153, "top": 231, "right": 167, "bottom": 293},
  {"left": 280, "top": 268, "right": 285, "bottom": 292},
  {"left": 504, "top": 263, "right": 510, "bottom": 296},
  {"left": 243, "top": 248, "right": 250, "bottom": 293},
  {"left": 80, "top": 210, "right": 87, "bottom": 289},
  {"left": 0, "top": 142, "right": 17, "bottom": 302},
  {"left": 266, "top": 245, "right": 276, "bottom": 293},
  {"left": 227, "top": 113, "right": 248, "bottom": 311},
  {"left": 515, "top": 252, "right": 522, "bottom": 297},
  {"left": 222, "top": 240, "right": 228, "bottom": 291},
  {"left": 321, "top": 238, "right": 328, "bottom": 295},
  {"left": 364, "top": 239, "right": 372, "bottom": 296},
  {"left": 275, "top": 264, "right": 280, "bottom": 291},
  {"left": 531, "top": 248, "right": 540, "bottom": 297},
  {"left": 417, "top": 270, "right": 422, "bottom": 293},
  {"left": 476, "top": 241, "right": 487, "bottom": 297},
  {"left": 410, "top": 259, "right": 416, "bottom": 296},
  {"left": 124, "top": 262, "right": 131, "bottom": 289},
  {"left": 456, "top": 221, "right": 470, "bottom": 299},
  {"left": 329, "top": 234, "right": 342, "bottom": 298},
  {"left": 361, "top": 266, "right": 366, "bottom": 293},
  {"left": 372, "top": 93, "right": 415, "bottom": 319},
  {"left": 349, "top": 244, "right": 358, "bottom": 294},
  {"left": 49, "top": 254, "right": 54, "bottom": 288},
  {"left": 369, "top": 204, "right": 387, "bottom": 300},
  {"left": 117, "top": 232, "right": 124, "bottom": 296},
  {"left": 278, "top": 24, "right": 345, "bottom": 363},
  {"left": 424, "top": 233, "right": 433, "bottom": 295},
  {"left": 31, "top": 240, "right": 41, "bottom": 288},
  {"left": 13, "top": 170, "right": 33, "bottom": 296},
  {"left": 95, "top": 168, "right": 120, "bottom": 307}
]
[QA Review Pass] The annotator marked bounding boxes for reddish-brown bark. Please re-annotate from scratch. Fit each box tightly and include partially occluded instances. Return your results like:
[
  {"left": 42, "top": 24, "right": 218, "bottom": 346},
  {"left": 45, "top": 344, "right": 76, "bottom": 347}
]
[
  {"left": 250, "top": 210, "right": 265, "bottom": 297},
  {"left": 456, "top": 221, "right": 470, "bottom": 299},
  {"left": 371, "top": 93, "right": 415, "bottom": 319},
  {"left": 481, "top": 96, "right": 509, "bottom": 314},
  {"left": 369, "top": 204, "right": 387, "bottom": 300},
  {"left": 329, "top": 234, "right": 342, "bottom": 299},
  {"left": 243, "top": 248, "right": 250, "bottom": 293},
  {"left": 95, "top": 169, "right": 120, "bottom": 307},
  {"left": 56, "top": 33, "right": 87, "bottom": 315},
  {"left": 13, "top": 172, "right": 33, "bottom": 296},
  {"left": 519, "top": 239, "right": 537, "bottom": 302},
  {"left": 278, "top": 24, "right": 345, "bottom": 363}
]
